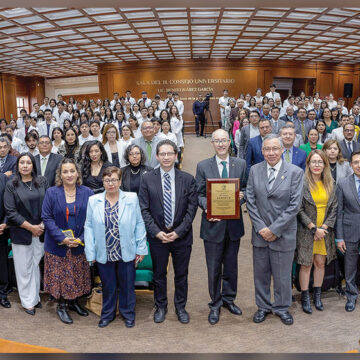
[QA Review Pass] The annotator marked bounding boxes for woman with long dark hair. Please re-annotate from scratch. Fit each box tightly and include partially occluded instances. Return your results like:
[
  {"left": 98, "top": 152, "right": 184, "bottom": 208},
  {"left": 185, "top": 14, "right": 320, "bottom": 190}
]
[
  {"left": 58, "top": 127, "right": 81, "bottom": 162},
  {"left": 315, "top": 120, "right": 331, "bottom": 145},
  {"left": 4, "top": 153, "right": 48, "bottom": 315}
]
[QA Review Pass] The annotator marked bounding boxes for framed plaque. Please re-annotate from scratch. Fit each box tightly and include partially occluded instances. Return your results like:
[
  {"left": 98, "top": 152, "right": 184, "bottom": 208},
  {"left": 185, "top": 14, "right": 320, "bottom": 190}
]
[{"left": 206, "top": 178, "right": 240, "bottom": 220}]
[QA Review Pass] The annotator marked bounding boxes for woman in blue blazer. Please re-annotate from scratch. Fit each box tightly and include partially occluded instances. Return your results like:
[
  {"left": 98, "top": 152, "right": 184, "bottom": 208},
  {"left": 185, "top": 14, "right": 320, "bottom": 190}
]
[
  {"left": 84, "top": 166, "right": 147, "bottom": 328},
  {"left": 42, "top": 158, "right": 94, "bottom": 325}
]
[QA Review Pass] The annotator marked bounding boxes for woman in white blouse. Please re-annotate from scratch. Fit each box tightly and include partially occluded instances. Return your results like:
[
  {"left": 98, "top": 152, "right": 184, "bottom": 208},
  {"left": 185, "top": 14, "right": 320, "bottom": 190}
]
[
  {"left": 119, "top": 124, "right": 135, "bottom": 153},
  {"left": 51, "top": 127, "right": 65, "bottom": 154},
  {"left": 132, "top": 103, "right": 142, "bottom": 121},
  {"left": 129, "top": 116, "right": 142, "bottom": 138},
  {"left": 169, "top": 105, "right": 184, "bottom": 149},
  {"left": 124, "top": 102, "right": 132, "bottom": 121},
  {"left": 102, "top": 123, "right": 124, "bottom": 168},
  {"left": 158, "top": 120, "right": 177, "bottom": 147}
]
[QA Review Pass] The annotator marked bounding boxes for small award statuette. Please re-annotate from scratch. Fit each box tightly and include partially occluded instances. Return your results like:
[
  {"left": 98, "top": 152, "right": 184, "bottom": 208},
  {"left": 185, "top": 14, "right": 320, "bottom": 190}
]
[{"left": 206, "top": 178, "right": 240, "bottom": 220}]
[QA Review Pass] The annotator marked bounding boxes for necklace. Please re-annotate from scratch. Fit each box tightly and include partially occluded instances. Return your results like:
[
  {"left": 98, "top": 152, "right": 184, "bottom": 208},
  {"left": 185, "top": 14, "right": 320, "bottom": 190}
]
[
  {"left": 130, "top": 168, "right": 140, "bottom": 175},
  {"left": 23, "top": 181, "right": 32, "bottom": 191}
]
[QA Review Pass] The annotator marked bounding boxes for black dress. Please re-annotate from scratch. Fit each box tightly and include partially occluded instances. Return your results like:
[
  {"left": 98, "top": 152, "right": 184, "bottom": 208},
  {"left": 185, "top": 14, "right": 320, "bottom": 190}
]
[{"left": 82, "top": 161, "right": 112, "bottom": 193}]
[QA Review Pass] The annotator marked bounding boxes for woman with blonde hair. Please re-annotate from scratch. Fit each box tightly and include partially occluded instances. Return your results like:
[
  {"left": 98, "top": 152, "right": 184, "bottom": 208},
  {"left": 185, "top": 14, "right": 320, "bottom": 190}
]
[{"left": 296, "top": 150, "right": 337, "bottom": 314}]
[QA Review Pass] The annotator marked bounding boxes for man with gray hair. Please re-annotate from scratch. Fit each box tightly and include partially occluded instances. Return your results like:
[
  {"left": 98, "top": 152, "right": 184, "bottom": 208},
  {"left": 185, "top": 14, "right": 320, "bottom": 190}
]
[
  {"left": 0, "top": 137, "right": 16, "bottom": 177},
  {"left": 246, "top": 134, "right": 303, "bottom": 326}
]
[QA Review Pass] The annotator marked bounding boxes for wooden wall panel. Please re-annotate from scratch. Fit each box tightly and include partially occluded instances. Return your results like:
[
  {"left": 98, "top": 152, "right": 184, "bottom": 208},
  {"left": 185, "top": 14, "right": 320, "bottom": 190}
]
[
  {"left": 318, "top": 72, "right": 334, "bottom": 99},
  {"left": 1, "top": 74, "right": 17, "bottom": 122},
  {"left": 338, "top": 73, "right": 354, "bottom": 99}
]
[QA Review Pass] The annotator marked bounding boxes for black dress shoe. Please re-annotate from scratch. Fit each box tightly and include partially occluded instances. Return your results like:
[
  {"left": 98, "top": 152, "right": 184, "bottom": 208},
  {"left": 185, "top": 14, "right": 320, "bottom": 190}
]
[
  {"left": 98, "top": 318, "right": 114, "bottom": 328},
  {"left": 24, "top": 307, "right": 35, "bottom": 316},
  {"left": 56, "top": 303, "right": 73, "bottom": 324},
  {"left": 176, "top": 308, "right": 190, "bottom": 324},
  {"left": 345, "top": 300, "right": 356, "bottom": 312},
  {"left": 222, "top": 302, "right": 242, "bottom": 315},
  {"left": 154, "top": 307, "right": 167, "bottom": 323},
  {"left": 253, "top": 309, "right": 271, "bottom": 323},
  {"left": 68, "top": 300, "right": 89, "bottom": 316},
  {"left": 0, "top": 298, "right": 11, "bottom": 308},
  {"left": 208, "top": 309, "right": 220, "bottom": 325},
  {"left": 125, "top": 319, "right": 135, "bottom": 328},
  {"left": 35, "top": 302, "right": 42, "bottom": 309},
  {"left": 276, "top": 311, "right": 293, "bottom": 325}
]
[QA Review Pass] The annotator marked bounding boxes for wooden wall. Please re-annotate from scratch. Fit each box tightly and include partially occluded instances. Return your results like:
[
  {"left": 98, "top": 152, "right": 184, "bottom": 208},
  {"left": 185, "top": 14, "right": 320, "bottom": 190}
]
[{"left": 98, "top": 59, "right": 359, "bottom": 134}]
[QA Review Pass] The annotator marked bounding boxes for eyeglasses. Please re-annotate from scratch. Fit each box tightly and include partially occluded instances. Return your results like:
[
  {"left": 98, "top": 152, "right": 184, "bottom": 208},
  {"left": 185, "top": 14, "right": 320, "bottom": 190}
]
[
  {"left": 263, "top": 147, "right": 281, "bottom": 152},
  {"left": 344, "top": 129, "right": 354, "bottom": 133},
  {"left": 129, "top": 152, "right": 141, "bottom": 156},
  {"left": 310, "top": 160, "right": 324, "bottom": 166},
  {"left": 142, "top": 126, "right": 154, "bottom": 130},
  {"left": 158, "top": 152, "right": 176, "bottom": 157},
  {"left": 103, "top": 179, "right": 120, "bottom": 184},
  {"left": 212, "top": 139, "right": 230, "bottom": 145}
]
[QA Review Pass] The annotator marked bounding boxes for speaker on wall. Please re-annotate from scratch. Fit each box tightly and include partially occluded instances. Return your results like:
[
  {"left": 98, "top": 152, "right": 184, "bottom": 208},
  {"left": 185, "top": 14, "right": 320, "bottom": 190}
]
[{"left": 344, "top": 83, "right": 353, "bottom": 98}]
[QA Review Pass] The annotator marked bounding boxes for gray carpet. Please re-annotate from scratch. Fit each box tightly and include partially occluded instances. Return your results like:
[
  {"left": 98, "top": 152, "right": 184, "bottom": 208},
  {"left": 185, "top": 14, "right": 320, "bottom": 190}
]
[{"left": 0, "top": 135, "right": 359, "bottom": 353}]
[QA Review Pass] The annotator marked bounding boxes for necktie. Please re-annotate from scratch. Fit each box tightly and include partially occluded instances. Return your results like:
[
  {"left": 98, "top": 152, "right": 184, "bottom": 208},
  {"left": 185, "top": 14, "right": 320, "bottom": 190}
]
[
  {"left": 285, "top": 149, "right": 290, "bottom": 163},
  {"left": 146, "top": 141, "right": 152, "bottom": 161},
  {"left": 268, "top": 167, "right": 276, "bottom": 189},
  {"left": 348, "top": 141, "right": 352, "bottom": 155},
  {"left": 301, "top": 121, "right": 306, "bottom": 142},
  {"left": 273, "top": 121, "right": 278, "bottom": 133},
  {"left": 163, "top": 173, "right": 172, "bottom": 228},
  {"left": 357, "top": 179, "right": 360, "bottom": 201},
  {"left": 221, "top": 161, "right": 228, "bottom": 178},
  {"left": 41, "top": 157, "right": 47, "bottom": 175},
  {"left": 0, "top": 157, "right": 4, "bottom": 172}
]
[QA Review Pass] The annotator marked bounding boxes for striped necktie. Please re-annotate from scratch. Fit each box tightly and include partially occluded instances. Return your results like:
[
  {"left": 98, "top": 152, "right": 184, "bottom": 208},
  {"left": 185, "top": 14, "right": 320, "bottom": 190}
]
[
  {"left": 268, "top": 167, "right": 276, "bottom": 189},
  {"left": 163, "top": 172, "right": 172, "bottom": 228}
]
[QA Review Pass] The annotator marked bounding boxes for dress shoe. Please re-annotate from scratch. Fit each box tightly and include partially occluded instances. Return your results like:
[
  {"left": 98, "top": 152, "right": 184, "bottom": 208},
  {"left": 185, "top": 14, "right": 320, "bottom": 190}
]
[
  {"left": 35, "top": 302, "right": 42, "bottom": 309},
  {"left": 176, "top": 308, "right": 190, "bottom": 324},
  {"left": 345, "top": 300, "right": 356, "bottom": 312},
  {"left": 301, "top": 290, "right": 312, "bottom": 314},
  {"left": 124, "top": 319, "right": 135, "bottom": 328},
  {"left": 154, "top": 307, "right": 167, "bottom": 323},
  {"left": 313, "top": 287, "right": 324, "bottom": 311},
  {"left": 276, "top": 311, "right": 293, "bottom": 325},
  {"left": 56, "top": 303, "right": 73, "bottom": 324},
  {"left": 336, "top": 285, "right": 346, "bottom": 296},
  {"left": 253, "top": 309, "right": 271, "bottom": 323},
  {"left": 98, "top": 318, "right": 114, "bottom": 328},
  {"left": 208, "top": 309, "right": 220, "bottom": 325},
  {"left": 24, "top": 307, "right": 35, "bottom": 316},
  {"left": 68, "top": 300, "right": 89, "bottom": 316},
  {"left": 222, "top": 302, "right": 242, "bottom": 315},
  {"left": 0, "top": 298, "right": 11, "bottom": 308}
]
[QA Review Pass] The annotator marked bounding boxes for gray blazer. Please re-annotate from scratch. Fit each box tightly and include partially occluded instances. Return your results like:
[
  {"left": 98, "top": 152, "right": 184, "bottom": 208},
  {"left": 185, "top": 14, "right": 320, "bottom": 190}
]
[
  {"left": 336, "top": 174, "right": 360, "bottom": 243},
  {"left": 246, "top": 160, "right": 304, "bottom": 252},
  {"left": 196, "top": 156, "right": 247, "bottom": 242},
  {"left": 239, "top": 125, "right": 250, "bottom": 159},
  {"left": 133, "top": 136, "right": 160, "bottom": 169},
  {"left": 270, "top": 119, "right": 286, "bottom": 135},
  {"left": 335, "top": 161, "right": 353, "bottom": 184}
]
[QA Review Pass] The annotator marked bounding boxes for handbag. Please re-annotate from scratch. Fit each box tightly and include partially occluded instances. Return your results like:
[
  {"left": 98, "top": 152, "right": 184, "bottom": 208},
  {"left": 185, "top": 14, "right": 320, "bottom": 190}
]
[{"left": 85, "top": 286, "right": 119, "bottom": 317}]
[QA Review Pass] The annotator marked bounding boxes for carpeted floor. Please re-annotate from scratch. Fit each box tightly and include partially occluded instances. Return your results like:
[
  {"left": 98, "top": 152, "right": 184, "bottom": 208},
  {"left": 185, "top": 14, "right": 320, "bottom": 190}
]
[{"left": 0, "top": 135, "right": 359, "bottom": 353}]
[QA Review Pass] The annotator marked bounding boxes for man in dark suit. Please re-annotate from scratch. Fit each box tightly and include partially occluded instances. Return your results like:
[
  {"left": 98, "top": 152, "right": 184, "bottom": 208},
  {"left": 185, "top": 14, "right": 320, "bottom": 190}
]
[
  {"left": 139, "top": 139, "right": 198, "bottom": 324},
  {"left": 0, "top": 137, "right": 17, "bottom": 177},
  {"left": 270, "top": 107, "right": 286, "bottom": 135},
  {"left": 280, "top": 124, "right": 307, "bottom": 171},
  {"left": 34, "top": 136, "right": 63, "bottom": 187},
  {"left": 0, "top": 173, "right": 10, "bottom": 308},
  {"left": 294, "top": 108, "right": 314, "bottom": 144},
  {"left": 336, "top": 151, "right": 360, "bottom": 312},
  {"left": 313, "top": 101, "right": 323, "bottom": 120},
  {"left": 239, "top": 110, "right": 260, "bottom": 159},
  {"left": 246, "top": 118, "right": 272, "bottom": 174},
  {"left": 246, "top": 134, "right": 303, "bottom": 326},
  {"left": 280, "top": 106, "right": 297, "bottom": 123},
  {"left": 196, "top": 129, "right": 247, "bottom": 325},
  {"left": 339, "top": 124, "right": 360, "bottom": 162},
  {"left": 192, "top": 94, "right": 206, "bottom": 137}
]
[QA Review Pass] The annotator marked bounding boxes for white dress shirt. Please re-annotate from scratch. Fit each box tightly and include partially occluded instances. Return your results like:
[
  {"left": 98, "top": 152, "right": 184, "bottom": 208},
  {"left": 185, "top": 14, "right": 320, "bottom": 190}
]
[
  {"left": 249, "top": 124, "right": 260, "bottom": 139},
  {"left": 215, "top": 155, "right": 230, "bottom": 178},
  {"left": 265, "top": 91, "right": 281, "bottom": 100},
  {"left": 267, "top": 159, "right": 282, "bottom": 182},
  {"left": 160, "top": 166, "right": 176, "bottom": 227}
]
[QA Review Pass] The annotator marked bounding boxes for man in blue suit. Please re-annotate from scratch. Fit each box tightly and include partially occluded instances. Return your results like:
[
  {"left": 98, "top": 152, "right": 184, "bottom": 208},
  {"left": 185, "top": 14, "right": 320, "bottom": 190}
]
[
  {"left": 0, "top": 137, "right": 16, "bottom": 177},
  {"left": 280, "top": 123, "right": 307, "bottom": 171},
  {"left": 246, "top": 119, "right": 272, "bottom": 174}
]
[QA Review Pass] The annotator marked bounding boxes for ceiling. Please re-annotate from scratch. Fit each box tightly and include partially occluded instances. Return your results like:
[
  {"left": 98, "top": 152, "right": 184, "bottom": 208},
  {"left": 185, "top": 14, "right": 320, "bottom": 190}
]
[{"left": 1, "top": 7, "right": 360, "bottom": 78}]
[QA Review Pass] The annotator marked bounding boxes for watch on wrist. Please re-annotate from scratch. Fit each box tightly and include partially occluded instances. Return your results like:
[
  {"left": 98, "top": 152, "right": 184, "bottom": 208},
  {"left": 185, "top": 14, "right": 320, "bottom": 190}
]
[{"left": 310, "top": 226, "right": 317, "bottom": 236}]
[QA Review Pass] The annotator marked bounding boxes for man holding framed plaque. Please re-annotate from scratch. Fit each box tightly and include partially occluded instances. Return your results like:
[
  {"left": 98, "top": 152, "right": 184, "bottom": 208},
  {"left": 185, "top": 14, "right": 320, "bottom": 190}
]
[
  {"left": 196, "top": 129, "right": 247, "bottom": 325},
  {"left": 246, "top": 134, "right": 303, "bottom": 326}
]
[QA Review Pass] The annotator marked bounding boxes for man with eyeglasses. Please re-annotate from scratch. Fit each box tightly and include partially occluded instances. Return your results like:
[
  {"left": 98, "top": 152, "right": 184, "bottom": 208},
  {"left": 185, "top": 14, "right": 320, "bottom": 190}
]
[
  {"left": 339, "top": 123, "right": 360, "bottom": 162},
  {"left": 133, "top": 121, "right": 160, "bottom": 168},
  {"left": 336, "top": 150, "right": 360, "bottom": 312},
  {"left": 196, "top": 129, "right": 247, "bottom": 325},
  {"left": 246, "top": 134, "right": 303, "bottom": 326},
  {"left": 139, "top": 140, "right": 197, "bottom": 325}
]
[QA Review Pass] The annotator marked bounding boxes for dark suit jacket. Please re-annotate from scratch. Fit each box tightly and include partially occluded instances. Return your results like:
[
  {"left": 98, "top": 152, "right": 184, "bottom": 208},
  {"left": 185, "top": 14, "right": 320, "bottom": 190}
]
[
  {"left": 196, "top": 156, "right": 247, "bottom": 243},
  {"left": 239, "top": 125, "right": 251, "bottom": 159},
  {"left": 1, "top": 154, "right": 17, "bottom": 175},
  {"left": 42, "top": 185, "right": 94, "bottom": 257},
  {"left": 246, "top": 135, "right": 264, "bottom": 174},
  {"left": 120, "top": 164, "right": 153, "bottom": 193},
  {"left": 282, "top": 146, "right": 307, "bottom": 171},
  {"left": 138, "top": 167, "right": 198, "bottom": 246},
  {"left": 294, "top": 118, "right": 314, "bottom": 143},
  {"left": 4, "top": 176, "right": 48, "bottom": 245},
  {"left": 35, "top": 153, "right": 63, "bottom": 187},
  {"left": 314, "top": 109, "right": 323, "bottom": 120},
  {"left": 280, "top": 115, "right": 297, "bottom": 123},
  {"left": 0, "top": 173, "right": 8, "bottom": 224},
  {"left": 340, "top": 139, "right": 360, "bottom": 162}
]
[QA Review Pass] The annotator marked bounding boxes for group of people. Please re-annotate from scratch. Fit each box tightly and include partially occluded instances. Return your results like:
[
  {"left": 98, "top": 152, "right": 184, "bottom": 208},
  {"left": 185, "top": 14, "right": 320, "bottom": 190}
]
[{"left": 0, "top": 88, "right": 360, "bottom": 331}]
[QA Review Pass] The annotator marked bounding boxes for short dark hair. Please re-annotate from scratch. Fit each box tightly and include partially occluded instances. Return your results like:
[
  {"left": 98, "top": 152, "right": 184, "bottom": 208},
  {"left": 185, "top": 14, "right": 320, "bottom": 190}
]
[
  {"left": 44, "top": 108, "right": 52, "bottom": 114},
  {"left": 270, "top": 83, "right": 276, "bottom": 88},
  {"left": 123, "top": 144, "right": 146, "bottom": 165},
  {"left": 25, "top": 132, "right": 38, "bottom": 142},
  {"left": 39, "top": 135, "right": 51, "bottom": 142},
  {"left": 156, "top": 139, "right": 177, "bottom": 155},
  {"left": 351, "top": 150, "right": 360, "bottom": 163},
  {"left": 57, "top": 101, "right": 65, "bottom": 106},
  {"left": 102, "top": 166, "right": 122, "bottom": 180}
]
